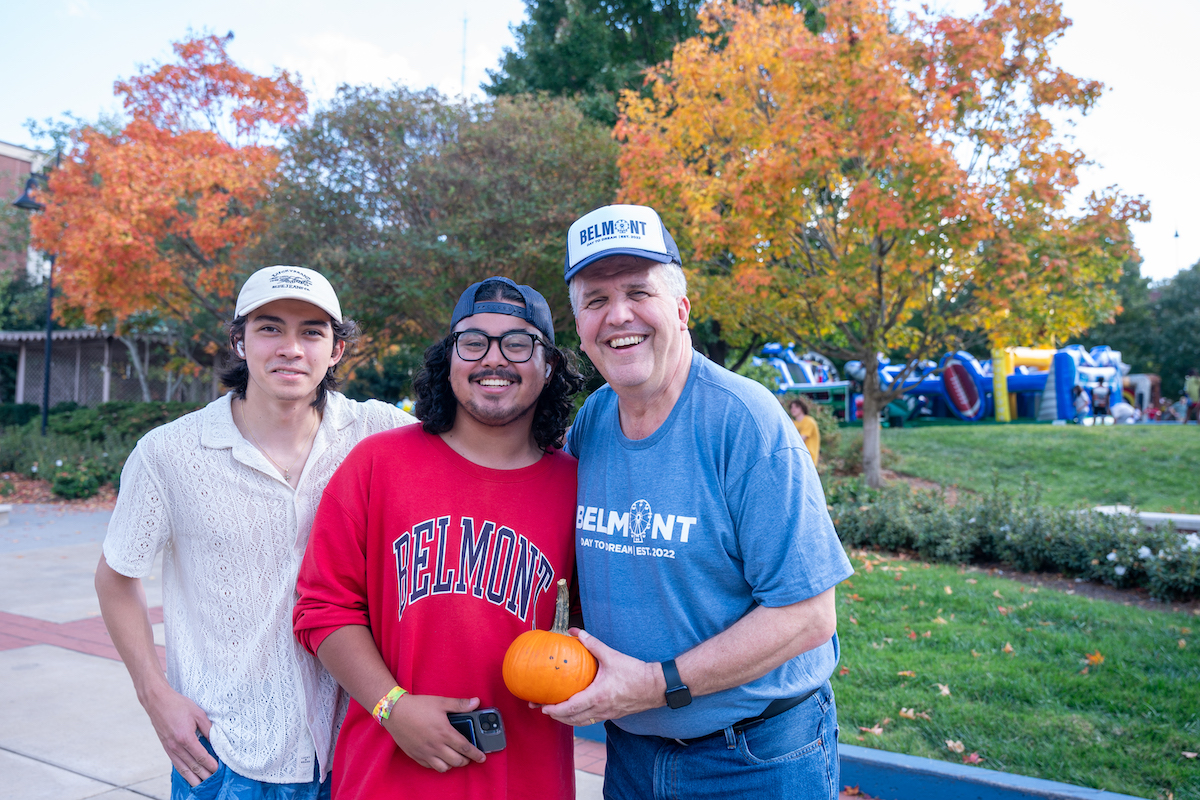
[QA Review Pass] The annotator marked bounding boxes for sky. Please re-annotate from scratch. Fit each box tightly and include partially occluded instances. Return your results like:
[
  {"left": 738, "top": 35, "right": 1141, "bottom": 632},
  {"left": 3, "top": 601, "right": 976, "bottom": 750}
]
[{"left": 2, "top": 0, "right": 1196, "bottom": 282}]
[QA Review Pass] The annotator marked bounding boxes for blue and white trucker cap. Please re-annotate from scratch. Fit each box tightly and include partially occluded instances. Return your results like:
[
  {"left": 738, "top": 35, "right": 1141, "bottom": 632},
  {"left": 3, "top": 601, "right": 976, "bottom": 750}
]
[{"left": 564, "top": 204, "right": 681, "bottom": 283}]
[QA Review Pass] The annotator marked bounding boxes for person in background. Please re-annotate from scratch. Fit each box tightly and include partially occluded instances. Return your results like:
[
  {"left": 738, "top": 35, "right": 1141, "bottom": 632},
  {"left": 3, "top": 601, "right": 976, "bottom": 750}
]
[
  {"left": 1072, "top": 384, "right": 1090, "bottom": 424},
  {"left": 1185, "top": 370, "right": 1199, "bottom": 422},
  {"left": 96, "top": 267, "right": 415, "bottom": 800},
  {"left": 1092, "top": 376, "right": 1111, "bottom": 417},
  {"left": 788, "top": 396, "right": 821, "bottom": 467}
]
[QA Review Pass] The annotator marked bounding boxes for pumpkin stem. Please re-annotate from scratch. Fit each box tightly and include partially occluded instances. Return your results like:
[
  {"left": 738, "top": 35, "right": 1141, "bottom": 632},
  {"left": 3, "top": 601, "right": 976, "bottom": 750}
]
[{"left": 551, "top": 578, "right": 571, "bottom": 635}]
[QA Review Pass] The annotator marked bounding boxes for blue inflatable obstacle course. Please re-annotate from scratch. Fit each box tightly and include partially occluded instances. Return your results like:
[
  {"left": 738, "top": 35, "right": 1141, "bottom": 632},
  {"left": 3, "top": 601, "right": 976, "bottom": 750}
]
[
  {"left": 759, "top": 343, "right": 1133, "bottom": 425},
  {"left": 753, "top": 344, "right": 853, "bottom": 419}
]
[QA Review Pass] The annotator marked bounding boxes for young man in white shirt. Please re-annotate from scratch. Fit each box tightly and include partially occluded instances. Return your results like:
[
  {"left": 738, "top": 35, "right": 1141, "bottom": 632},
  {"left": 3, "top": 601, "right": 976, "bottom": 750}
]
[{"left": 95, "top": 266, "right": 415, "bottom": 799}]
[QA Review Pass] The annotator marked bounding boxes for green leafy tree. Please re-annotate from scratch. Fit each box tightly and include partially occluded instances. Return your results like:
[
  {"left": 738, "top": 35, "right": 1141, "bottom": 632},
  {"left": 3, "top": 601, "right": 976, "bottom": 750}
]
[
  {"left": 260, "top": 89, "right": 619, "bottom": 357},
  {"left": 486, "top": 1, "right": 706, "bottom": 125}
]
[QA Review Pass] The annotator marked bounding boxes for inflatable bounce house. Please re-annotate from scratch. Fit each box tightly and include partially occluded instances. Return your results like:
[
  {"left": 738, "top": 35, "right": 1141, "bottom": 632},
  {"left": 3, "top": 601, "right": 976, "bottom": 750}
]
[{"left": 758, "top": 343, "right": 1140, "bottom": 424}]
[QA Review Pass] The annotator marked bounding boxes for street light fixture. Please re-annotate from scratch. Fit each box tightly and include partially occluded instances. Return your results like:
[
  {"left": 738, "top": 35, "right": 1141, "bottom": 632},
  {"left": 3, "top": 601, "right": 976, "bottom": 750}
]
[{"left": 12, "top": 165, "right": 57, "bottom": 437}]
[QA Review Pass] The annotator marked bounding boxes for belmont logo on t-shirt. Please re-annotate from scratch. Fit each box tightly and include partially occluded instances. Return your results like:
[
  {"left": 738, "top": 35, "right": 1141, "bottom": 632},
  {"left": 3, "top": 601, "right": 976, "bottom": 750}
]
[
  {"left": 391, "top": 515, "right": 556, "bottom": 624},
  {"left": 575, "top": 500, "right": 698, "bottom": 544}
]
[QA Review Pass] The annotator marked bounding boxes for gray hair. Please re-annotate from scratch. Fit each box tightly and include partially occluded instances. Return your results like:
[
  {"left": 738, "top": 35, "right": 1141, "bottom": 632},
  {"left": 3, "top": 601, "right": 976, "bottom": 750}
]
[{"left": 568, "top": 261, "right": 688, "bottom": 316}]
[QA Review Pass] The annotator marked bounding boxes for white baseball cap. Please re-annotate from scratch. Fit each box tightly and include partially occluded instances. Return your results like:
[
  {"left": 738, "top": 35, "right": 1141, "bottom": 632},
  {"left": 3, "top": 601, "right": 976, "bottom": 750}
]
[
  {"left": 235, "top": 266, "right": 342, "bottom": 322},
  {"left": 564, "top": 204, "right": 681, "bottom": 282}
]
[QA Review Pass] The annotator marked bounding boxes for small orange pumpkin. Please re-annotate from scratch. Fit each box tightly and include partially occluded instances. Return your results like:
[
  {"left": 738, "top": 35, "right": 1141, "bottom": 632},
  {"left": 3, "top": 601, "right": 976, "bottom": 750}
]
[{"left": 502, "top": 578, "right": 597, "bottom": 704}]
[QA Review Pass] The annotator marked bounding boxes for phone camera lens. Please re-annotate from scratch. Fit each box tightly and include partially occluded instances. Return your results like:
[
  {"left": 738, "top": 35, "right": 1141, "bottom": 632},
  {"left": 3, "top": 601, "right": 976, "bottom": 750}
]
[{"left": 481, "top": 714, "right": 498, "bottom": 730}]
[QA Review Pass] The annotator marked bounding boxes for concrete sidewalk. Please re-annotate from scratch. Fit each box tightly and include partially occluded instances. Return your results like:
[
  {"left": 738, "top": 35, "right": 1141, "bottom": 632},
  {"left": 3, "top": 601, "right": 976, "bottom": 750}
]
[{"left": 0, "top": 504, "right": 604, "bottom": 800}]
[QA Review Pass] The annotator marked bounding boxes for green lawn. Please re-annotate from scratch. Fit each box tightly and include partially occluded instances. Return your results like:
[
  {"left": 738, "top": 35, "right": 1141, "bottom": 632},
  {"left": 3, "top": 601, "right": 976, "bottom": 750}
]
[
  {"left": 880, "top": 424, "right": 1200, "bottom": 513},
  {"left": 835, "top": 551, "right": 1200, "bottom": 799}
]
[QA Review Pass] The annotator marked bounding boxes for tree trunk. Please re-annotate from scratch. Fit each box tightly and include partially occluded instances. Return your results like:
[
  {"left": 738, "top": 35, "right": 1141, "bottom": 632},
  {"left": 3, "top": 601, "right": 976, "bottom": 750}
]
[
  {"left": 860, "top": 353, "right": 885, "bottom": 488},
  {"left": 118, "top": 336, "right": 153, "bottom": 402}
]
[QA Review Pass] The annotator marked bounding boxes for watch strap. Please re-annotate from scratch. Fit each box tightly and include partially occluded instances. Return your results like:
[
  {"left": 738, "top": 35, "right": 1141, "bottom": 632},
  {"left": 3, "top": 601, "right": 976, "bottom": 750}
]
[{"left": 661, "top": 658, "right": 692, "bottom": 709}]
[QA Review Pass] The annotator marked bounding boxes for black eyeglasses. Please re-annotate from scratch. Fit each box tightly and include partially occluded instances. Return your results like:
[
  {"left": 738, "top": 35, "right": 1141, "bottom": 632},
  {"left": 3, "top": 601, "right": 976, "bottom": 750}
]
[{"left": 453, "top": 331, "right": 544, "bottom": 363}]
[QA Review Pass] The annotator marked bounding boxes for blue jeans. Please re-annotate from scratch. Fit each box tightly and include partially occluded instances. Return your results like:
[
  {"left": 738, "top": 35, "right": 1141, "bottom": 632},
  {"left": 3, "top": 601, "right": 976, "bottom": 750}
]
[
  {"left": 602, "top": 681, "right": 839, "bottom": 800},
  {"left": 170, "top": 737, "right": 330, "bottom": 800}
]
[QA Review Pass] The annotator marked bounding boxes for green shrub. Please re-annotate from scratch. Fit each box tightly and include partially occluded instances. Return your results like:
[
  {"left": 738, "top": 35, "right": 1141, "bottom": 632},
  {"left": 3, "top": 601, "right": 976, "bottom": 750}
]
[
  {"left": 50, "top": 456, "right": 104, "bottom": 499},
  {"left": 0, "top": 402, "right": 39, "bottom": 428},
  {"left": 47, "top": 401, "right": 203, "bottom": 442},
  {"left": 828, "top": 477, "right": 1200, "bottom": 600}
]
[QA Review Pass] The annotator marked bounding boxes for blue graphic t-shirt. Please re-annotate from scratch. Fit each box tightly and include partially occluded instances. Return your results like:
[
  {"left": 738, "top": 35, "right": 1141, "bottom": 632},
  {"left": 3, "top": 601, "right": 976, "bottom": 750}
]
[{"left": 566, "top": 350, "right": 854, "bottom": 738}]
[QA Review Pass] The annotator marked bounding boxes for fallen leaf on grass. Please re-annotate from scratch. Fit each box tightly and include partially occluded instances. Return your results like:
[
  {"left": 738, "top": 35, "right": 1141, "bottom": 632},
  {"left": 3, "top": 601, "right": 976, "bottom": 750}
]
[
  {"left": 946, "top": 740, "right": 965, "bottom": 753},
  {"left": 922, "top": 631, "right": 932, "bottom": 638},
  {"left": 897, "top": 670, "right": 917, "bottom": 677},
  {"left": 997, "top": 606, "right": 1010, "bottom": 615},
  {"left": 963, "top": 752, "right": 983, "bottom": 764},
  {"left": 966, "top": 578, "right": 978, "bottom": 584},
  {"left": 1179, "top": 639, "right": 1187, "bottom": 649},
  {"left": 934, "top": 616, "right": 948, "bottom": 625},
  {"left": 1003, "top": 642, "right": 1015, "bottom": 654},
  {"left": 1182, "top": 752, "right": 1198, "bottom": 759},
  {"left": 846, "top": 593, "right": 865, "bottom": 602},
  {"left": 849, "top": 617, "right": 859, "bottom": 625},
  {"left": 842, "top": 579, "right": 855, "bottom": 588},
  {"left": 1079, "top": 666, "right": 1089, "bottom": 675},
  {"left": 971, "top": 649, "right": 980, "bottom": 658},
  {"left": 859, "top": 720, "right": 889, "bottom": 735},
  {"left": 1084, "top": 651, "right": 1104, "bottom": 666},
  {"left": 993, "top": 590, "right": 1003, "bottom": 599},
  {"left": 899, "top": 707, "right": 932, "bottom": 720},
  {"left": 908, "top": 631, "right": 918, "bottom": 640},
  {"left": 937, "top": 683, "right": 951, "bottom": 696},
  {"left": 944, "top": 586, "right": 953, "bottom": 595},
  {"left": 1182, "top": 627, "right": 1191, "bottom": 635},
  {"left": 840, "top": 667, "right": 851, "bottom": 676}
]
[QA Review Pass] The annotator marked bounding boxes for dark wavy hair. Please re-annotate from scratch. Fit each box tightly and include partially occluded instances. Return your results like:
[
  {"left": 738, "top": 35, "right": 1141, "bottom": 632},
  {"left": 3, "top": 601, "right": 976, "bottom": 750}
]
[
  {"left": 413, "top": 282, "right": 585, "bottom": 451},
  {"left": 220, "top": 315, "right": 359, "bottom": 413}
]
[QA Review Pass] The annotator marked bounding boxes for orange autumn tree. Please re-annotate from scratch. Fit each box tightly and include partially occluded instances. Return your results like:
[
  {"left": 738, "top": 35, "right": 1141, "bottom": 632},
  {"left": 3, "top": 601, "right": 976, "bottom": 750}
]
[
  {"left": 30, "top": 34, "right": 306, "bottom": 394},
  {"left": 618, "top": 0, "right": 1147, "bottom": 487}
]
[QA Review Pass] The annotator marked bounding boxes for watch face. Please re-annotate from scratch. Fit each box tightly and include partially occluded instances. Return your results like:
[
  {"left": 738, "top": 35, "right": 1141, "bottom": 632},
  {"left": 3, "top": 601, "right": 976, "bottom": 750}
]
[{"left": 666, "top": 686, "right": 692, "bottom": 709}]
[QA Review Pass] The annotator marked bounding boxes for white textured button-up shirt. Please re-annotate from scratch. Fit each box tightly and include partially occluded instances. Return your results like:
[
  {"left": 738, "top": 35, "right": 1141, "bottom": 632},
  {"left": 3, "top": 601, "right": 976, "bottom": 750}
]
[{"left": 104, "top": 391, "right": 414, "bottom": 783}]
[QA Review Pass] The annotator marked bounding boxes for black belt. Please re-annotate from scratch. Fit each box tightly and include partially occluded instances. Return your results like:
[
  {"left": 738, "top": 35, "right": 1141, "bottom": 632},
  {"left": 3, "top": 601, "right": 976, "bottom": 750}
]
[{"left": 671, "top": 687, "right": 819, "bottom": 747}]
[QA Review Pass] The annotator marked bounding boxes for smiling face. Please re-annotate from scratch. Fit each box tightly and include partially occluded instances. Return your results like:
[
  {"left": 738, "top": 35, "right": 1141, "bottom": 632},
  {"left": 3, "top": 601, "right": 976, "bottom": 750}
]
[
  {"left": 239, "top": 298, "right": 344, "bottom": 406},
  {"left": 449, "top": 311, "right": 550, "bottom": 431},
  {"left": 572, "top": 257, "right": 691, "bottom": 401}
]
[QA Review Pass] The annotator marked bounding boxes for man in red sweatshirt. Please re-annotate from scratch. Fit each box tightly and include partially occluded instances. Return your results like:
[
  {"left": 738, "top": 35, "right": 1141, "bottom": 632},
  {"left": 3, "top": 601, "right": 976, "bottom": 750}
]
[{"left": 294, "top": 277, "right": 585, "bottom": 799}]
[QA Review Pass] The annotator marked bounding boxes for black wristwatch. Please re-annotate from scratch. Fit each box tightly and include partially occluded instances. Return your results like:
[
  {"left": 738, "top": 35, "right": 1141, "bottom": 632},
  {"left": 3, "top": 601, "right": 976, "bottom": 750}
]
[{"left": 661, "top": 659, "right": 692, "bottom": 709}]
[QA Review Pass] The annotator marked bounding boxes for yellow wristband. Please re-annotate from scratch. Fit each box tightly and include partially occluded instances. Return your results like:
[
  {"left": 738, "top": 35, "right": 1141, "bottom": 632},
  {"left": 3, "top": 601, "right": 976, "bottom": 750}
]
[{"left": 372, "top": 686, "right": 407, "bottom": 724}]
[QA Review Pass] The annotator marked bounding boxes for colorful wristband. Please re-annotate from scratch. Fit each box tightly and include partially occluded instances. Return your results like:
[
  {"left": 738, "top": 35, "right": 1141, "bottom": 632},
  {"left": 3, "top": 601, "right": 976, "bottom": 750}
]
[{"left": 372, "top": 685, "right": 407, "bottom": 724}]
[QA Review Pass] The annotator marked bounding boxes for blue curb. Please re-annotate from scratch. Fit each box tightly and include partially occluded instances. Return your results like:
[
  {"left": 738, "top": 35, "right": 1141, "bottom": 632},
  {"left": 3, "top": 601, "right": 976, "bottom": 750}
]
[{"left": 839, "top": 744, "right": 1144, "bottom": 800}]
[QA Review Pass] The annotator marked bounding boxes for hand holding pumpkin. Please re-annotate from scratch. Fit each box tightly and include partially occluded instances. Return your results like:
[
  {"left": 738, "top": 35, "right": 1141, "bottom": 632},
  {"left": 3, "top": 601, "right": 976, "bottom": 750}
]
[
  {"left": 538, "top": 629, "right": 666, "bottom": 727},
  {"left": 379, "top": 693, "right": 486, "bottom": 773}
]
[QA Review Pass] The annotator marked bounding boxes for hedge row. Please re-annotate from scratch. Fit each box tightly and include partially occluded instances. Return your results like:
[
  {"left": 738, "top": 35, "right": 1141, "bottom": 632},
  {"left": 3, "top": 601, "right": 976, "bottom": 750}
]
[
  {"left": 1, "top": 401, "right": 204, "bottom": 499},
  {"left": 827, "top": 478, "right": 1200, "bottom": 601}
]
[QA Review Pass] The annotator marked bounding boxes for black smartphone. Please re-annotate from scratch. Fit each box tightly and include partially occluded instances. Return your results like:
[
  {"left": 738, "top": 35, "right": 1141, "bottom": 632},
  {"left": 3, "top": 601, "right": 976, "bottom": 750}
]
[{"left": 447, "top": 708, "right": 507, "bottom": 753}]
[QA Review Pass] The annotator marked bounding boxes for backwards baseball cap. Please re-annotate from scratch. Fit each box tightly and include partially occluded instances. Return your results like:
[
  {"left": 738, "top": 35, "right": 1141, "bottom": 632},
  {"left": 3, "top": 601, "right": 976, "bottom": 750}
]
[
  {"left": 450, "top": 277, "right": 556, "bottom": 345},
  {"left": 235, "top": 266, "right": 342, "bottom": 323},
  {"left": 564, "top": 204, "right": 681, "bottom": 283}
]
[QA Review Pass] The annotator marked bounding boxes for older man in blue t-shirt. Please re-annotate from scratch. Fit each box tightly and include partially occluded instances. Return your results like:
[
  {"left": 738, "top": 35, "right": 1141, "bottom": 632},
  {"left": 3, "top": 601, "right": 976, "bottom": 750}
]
[{"left": 542, "top": 204, "right": 854, "bottom": 799}]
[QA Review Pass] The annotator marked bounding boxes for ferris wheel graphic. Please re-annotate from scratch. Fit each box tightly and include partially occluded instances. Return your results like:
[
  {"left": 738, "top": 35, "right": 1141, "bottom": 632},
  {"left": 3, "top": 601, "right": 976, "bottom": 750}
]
[{"left": 629, "top": 499, "right": 652, "bottom": 544}]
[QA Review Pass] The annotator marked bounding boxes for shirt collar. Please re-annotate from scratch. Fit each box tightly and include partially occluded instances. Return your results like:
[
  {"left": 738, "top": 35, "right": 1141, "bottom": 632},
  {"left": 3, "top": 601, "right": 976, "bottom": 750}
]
[{"left": 201, "top": 391, "right": 354, "bottom": 451}]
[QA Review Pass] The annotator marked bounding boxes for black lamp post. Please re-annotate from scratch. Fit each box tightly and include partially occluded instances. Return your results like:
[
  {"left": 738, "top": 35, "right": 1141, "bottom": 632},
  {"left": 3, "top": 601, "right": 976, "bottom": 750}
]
[{"left": 13, "top": 166, "right": 56, "bottom": 436}]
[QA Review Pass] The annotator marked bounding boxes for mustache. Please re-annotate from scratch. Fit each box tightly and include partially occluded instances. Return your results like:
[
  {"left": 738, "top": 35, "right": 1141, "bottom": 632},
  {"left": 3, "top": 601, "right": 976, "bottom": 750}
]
[{"left": 469, "top": 367, "right": 521, "bottom": 383}]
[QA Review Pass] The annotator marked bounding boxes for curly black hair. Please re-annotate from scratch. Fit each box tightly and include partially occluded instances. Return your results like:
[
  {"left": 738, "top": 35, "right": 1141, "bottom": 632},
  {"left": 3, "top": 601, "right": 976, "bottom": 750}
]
[
  {"left": 220, "top": 315, "right": 359, "bottom": 413},
  {"left": 413, "top": 334, "right": 585, "bottom": 452}
]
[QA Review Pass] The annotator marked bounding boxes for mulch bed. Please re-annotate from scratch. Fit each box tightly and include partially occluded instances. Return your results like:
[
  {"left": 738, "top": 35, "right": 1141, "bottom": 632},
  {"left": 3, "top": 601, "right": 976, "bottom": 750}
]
[{"left": 0, "top": 472, "right": 117, "bottom": 511}]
